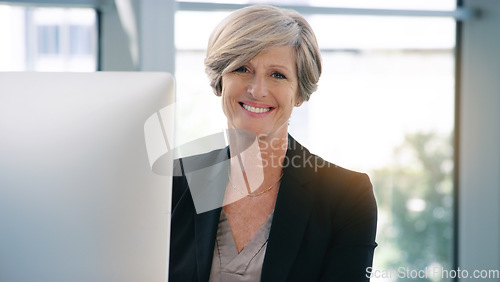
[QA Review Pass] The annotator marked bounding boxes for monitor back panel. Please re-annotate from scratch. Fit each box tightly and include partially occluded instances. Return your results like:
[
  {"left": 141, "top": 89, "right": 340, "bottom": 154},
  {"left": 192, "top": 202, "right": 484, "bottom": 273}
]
[{"left": 0, "top": 72, "right": 174, "bottom": 282}]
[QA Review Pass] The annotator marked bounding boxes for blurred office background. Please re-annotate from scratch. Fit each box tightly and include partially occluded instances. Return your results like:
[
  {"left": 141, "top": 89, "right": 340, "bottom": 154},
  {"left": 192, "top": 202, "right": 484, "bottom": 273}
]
[{"left": 1, "top": 0, "right": 499, "bottom": 281}]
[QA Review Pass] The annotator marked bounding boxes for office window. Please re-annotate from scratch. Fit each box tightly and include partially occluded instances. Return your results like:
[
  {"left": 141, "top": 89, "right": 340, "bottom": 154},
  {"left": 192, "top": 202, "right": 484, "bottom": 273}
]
[
  {"left": 175, "top": 4, "right": 455, "bottom": 281},
  {"left": 69, "top": 25, "right": 96, "bottom": 55},
  {"left": 300, "top": 16, "right": 455, "bottom": 281},
  {"left": 37, "top": 25, "right": 60, "bottom": 54},
  {"left": 180, "top": 0, "right": 456, "bottom": 10},
  {"left": 0, "top": 5, "right": 97, "bottom": 72}
]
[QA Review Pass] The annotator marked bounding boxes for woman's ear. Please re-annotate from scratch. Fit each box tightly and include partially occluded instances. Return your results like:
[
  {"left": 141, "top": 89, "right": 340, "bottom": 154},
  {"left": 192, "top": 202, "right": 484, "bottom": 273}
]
[
  {"left": 213, "top": 87, "right": 221, "bottom": 97},
  {"left": 295, "top": 97, "right": 304, "bottom": 107},
  {"left": 213, "top": 79, "right": 223, "bottom": 97}
]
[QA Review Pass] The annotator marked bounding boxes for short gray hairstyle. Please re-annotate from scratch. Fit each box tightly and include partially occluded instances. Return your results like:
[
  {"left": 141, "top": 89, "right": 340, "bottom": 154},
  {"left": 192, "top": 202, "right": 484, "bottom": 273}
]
[{"left": 204, "top": 5, "right": 322, "bottom": 102}]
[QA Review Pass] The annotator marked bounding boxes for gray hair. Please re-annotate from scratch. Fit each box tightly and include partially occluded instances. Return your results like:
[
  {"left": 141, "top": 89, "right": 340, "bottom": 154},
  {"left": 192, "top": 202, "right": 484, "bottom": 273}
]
[{"left": 204, "top": 5, "right": 322, "bottom": 101}]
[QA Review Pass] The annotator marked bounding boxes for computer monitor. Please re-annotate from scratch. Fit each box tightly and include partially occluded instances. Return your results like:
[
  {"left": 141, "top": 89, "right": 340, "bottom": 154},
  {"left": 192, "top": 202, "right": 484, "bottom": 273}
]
[{"left": 0, "top": 72, "right": 174, "bottom": 282}]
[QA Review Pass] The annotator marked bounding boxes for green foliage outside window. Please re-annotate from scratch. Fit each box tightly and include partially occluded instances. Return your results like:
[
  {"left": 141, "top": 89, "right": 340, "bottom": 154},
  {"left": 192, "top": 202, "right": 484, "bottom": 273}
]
[{"left": 372, "top": 131, "right": 453, "bottom": 281}]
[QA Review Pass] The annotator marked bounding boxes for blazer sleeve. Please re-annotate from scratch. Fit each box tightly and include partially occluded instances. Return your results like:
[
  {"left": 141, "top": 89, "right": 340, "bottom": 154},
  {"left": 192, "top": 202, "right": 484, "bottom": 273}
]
[{"left": 320, "top": 172, "right": 378, "bottom": 281}]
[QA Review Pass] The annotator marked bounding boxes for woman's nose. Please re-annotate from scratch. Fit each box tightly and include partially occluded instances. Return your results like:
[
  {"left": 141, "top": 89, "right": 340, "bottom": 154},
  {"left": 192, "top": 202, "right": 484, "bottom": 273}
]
[{"left": 247, "top": 75, "right": 268, "bottom": 99}]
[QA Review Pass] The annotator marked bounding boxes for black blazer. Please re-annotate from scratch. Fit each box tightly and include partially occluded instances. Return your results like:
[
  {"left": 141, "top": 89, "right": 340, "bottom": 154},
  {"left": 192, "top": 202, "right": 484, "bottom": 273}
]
[{"left": 169, "top": 136, "right": 377, "bottom": 281}]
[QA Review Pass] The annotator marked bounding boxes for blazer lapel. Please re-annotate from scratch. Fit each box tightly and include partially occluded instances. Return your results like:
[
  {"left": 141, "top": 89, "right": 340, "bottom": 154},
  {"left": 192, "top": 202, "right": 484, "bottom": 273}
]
[
  {"left": 261, "top": 136, "right": 315, "bottom": 282},
  {"left": 189, "top": 148, "right": 228, "bottom": 281},
  {"left": 194, "top": 207, "right": 221, "bottom": 282}
]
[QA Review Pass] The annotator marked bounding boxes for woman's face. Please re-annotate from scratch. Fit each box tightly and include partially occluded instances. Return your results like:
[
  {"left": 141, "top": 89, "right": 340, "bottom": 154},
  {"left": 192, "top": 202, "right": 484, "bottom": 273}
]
[{"left": 220, "top": 46, "right": 301, "bottom": 140}]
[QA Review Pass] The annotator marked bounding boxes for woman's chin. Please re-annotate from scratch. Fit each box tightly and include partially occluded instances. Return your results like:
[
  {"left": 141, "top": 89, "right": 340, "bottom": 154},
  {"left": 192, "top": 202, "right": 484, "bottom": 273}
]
[
  {"left": 228, "top": 117, "right": 288, "bottom": 140},
  {"left": 243, "top": 125, "right": 272, "bottom": 137},
  {"left": 226, "top": 127, "right": 259, "bottom": 139},
  {"left": 228, "top": 122, "right": 262, "bottom": 136}
]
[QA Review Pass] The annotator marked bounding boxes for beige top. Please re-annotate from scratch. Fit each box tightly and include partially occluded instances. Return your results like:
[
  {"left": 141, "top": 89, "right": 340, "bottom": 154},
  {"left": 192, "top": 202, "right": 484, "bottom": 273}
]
[{"left": 209, "top": 210, "right": 274, "bottom": 282}]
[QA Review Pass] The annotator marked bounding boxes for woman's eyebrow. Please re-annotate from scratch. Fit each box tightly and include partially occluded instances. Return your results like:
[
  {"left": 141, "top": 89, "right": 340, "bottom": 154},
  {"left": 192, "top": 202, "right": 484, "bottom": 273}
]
[{"left": 268, "top": 64, "right": 294, "bottom": 71}]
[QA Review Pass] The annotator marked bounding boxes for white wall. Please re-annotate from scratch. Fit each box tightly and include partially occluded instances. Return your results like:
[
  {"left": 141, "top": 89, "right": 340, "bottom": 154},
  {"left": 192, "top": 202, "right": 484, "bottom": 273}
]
[
  {"left": 99, "top": 1, "right": 136, "bottom": 71},
  {"left": 459, "top": 0, "right": 500, "bottom": 279},
  {"left": 138, "top": 0, "right": 175, "bottom": 72},
  {"left": 99, "top": 0, "right": 175, "bottom": 72}
]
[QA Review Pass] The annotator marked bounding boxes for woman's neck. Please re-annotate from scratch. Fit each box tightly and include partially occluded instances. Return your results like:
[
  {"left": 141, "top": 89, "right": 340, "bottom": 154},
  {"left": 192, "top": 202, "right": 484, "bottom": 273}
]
[
  {"left": 226, "top": 128, "right": 287, "bottom": 200},
  {"left": 228, "top": 127, "right": 288, "bottom": 166}
]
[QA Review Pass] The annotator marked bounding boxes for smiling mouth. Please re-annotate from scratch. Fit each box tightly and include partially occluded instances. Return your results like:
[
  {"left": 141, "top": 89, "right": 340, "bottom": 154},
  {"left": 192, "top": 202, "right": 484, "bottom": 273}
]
[{"left": 239, "top": 102, "right": 273, "bottom": 113}]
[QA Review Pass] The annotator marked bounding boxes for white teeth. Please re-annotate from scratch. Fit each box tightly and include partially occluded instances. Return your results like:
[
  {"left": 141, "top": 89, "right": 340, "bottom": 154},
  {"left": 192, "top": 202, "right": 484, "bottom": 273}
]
[{"left": 242, "top": 103, "right": 271, "bottom": 113}]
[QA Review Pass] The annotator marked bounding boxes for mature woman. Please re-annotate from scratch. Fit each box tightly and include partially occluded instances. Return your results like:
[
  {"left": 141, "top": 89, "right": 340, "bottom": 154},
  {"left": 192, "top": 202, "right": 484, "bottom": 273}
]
[{"left": 170, "top": 5, "right": 377, "bottom": 282}]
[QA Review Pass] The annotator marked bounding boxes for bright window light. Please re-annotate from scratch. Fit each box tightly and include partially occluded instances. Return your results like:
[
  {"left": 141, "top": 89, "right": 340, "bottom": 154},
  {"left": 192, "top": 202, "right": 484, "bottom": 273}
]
[{"left": 0, "top": 5, "right": 97, "bottom": 72}]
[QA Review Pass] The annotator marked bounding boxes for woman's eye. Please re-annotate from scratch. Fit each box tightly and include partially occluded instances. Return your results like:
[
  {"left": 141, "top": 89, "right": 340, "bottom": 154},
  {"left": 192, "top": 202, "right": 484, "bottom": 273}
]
[
  {"left": 272, "top": 72, "right": 286, "bottom": 79},
  {"left": 233, "top": 66, "right": 248, "bottom": 73}
]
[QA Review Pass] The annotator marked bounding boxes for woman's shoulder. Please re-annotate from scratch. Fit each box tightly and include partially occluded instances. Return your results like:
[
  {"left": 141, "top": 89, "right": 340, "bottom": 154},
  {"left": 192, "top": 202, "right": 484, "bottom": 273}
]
[
  {"left": 287, "top": 136, "right": 373, "bottom": 201},
  {"left": 290, "top": 138, "right": 377, "bottom": 233},
  {"left": 314, "top": 160, "right": 374, "bottom": 207},
  {"left": 316, "top": 157, "right": 372, "bottom": 194},
  {"left": 288, "top": 136, "right": 370, "bottom": 179},
  {"left": 173, "top": 147, "right": 229, "bottom": 177}
]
